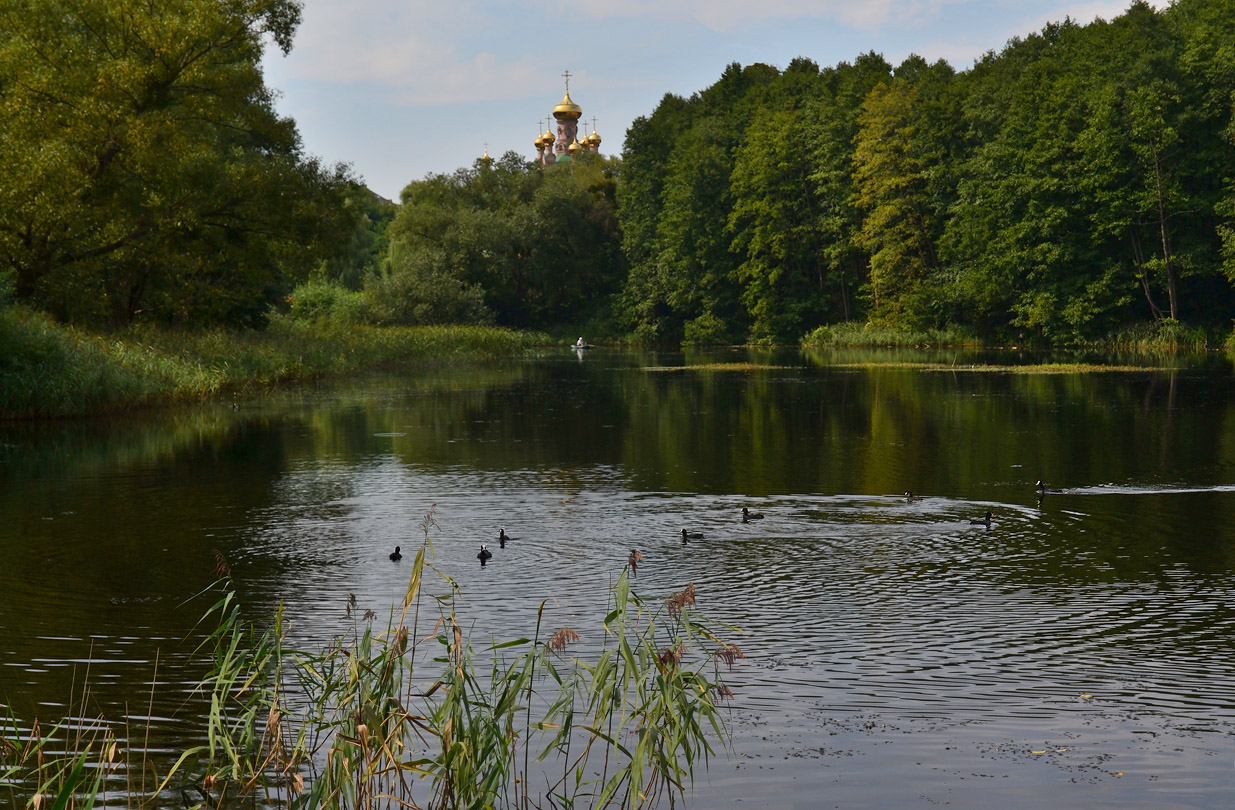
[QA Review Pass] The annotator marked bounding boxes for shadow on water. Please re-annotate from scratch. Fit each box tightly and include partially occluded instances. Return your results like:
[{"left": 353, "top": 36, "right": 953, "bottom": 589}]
[{"left": 4, "top": 350, "right": 1235, "bottom": 807}]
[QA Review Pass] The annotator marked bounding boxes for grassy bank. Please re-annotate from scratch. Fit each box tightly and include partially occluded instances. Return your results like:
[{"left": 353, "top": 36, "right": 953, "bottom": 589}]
[{"left": 0, "top": 307, "right": 550, "bottom": 420}]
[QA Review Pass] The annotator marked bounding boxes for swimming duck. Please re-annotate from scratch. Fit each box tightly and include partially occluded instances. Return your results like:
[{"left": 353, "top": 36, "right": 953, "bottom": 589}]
[
  {"left": 741, "top": 507, "right": 764, "bottom": 522},
  {"left": 904, "top": 491, "right": 923, "bottom": 503},
  {"left": 389, "top": 546, "right": 402, "bottom": 561},
  {"left": 681, "top": 529, "right": 704, "bottom": 544},
  {"left": 1036, "top": 480, "right": 1066, "bottom": 494},
  {"left": 969, "top": 511, "right": 993, "bottom": 527},
  {"left": 478, "top": 544, "right": 493, "bottom": 564},
  {"left": 499, "top": 528, "right": 513, "bottom": 549}
]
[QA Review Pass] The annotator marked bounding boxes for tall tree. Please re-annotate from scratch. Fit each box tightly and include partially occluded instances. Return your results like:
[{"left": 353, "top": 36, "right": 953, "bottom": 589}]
[
  {"left": 0, "top": 0, "right": 351, "bottom": 327},
  {"left": 852, "top": 62, "right": 951, "bottom": 328}
]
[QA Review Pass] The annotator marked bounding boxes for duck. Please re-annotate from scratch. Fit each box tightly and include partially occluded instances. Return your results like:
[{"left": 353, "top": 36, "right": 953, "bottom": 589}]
[
  {"left": 498, "top": 528, "right": 513, "bottom": 549},
  {"left": 904, "top": 491, "right": 924, "bottom": 503},
  {"left": 741, "top": 507, "right": 764, "bottom": 522},
  {"left": 681, "top": 529, "right": 704, "bottom": 544},
  {"left": 478, "top": 544, "right": 493, "bottom": 564},
  {"left": 969, "top": 511, "right": 993, "bottom": 527},
  {"left": 389, "top": 546, "right": 402, "bottom": 561},
  {"left": 1036, "top": 480, "right": 1066, "bottom": 495}
]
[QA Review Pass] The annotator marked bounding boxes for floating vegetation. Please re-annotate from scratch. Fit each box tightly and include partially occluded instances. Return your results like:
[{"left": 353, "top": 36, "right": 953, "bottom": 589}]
[
  {"left": 827, "top": 362, "right": 1170, "bottom": 373},
  {"left": 643, "top": 363, "right": 793, "bottom": 372},
  {"left": 644, "top": 361, "right": 1168, "bottom": 374}
]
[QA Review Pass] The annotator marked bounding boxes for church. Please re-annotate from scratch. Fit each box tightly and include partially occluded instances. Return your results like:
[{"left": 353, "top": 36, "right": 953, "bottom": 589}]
[{"left": 533, "top": 71, "right": 602, "bottom": 166}]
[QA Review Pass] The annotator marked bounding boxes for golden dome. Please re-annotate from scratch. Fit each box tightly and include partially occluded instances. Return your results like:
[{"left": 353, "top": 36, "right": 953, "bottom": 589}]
[
  {"left": 552, "top": 90, "right": 582, "bottom": 120},
  {"left": 567, "top": 139, "right": 581, "bottom": 154},
  {"left": 587, "top": 129, "right": 601, "bottom": 146},
  {"left": 543, "top": 129, "right": 556, "bottom": 144}
]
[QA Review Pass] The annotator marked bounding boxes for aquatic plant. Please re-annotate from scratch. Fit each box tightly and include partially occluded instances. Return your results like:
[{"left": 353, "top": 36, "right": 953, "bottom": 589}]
[
  {"left": 1, "top": 511, "right": 738, "bottom": 809},
  {"left": 801, "top": 322, "right": 974, "bottom": 349}
]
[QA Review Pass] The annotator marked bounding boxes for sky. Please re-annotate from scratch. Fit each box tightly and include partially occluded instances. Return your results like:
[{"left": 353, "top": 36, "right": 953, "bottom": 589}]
[{"left": 259, "top": 0, "right": 1156, "bottom": 201}]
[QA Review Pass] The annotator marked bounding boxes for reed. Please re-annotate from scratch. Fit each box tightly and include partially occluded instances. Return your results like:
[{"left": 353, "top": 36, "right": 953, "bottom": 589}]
[
  {"left": 801, "top": 322, "right": 974, "bottom": 348},
  {"left": 1093, "top": 319, "right": 1209, "bottom": 353},
  {"left": 0, "top": 307, "right": 550, "bottom": 419},
  {"left": 2, "top": 511, "right": 738, "bottom": 809}
]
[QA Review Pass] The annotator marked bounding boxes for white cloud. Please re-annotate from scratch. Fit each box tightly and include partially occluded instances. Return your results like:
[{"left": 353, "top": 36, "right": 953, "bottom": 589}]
[
  {"left": 266, "top": 0, "right": 1167, "bottom": 110},
  {"left": 559, "top": 0, "right": 953, "bottom": 31},
  {"left": 270, "top": 0, "right": 557, "bottom": 105}
]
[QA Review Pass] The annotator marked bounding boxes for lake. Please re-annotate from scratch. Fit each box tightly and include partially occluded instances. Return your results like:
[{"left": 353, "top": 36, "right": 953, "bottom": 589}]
[{"left": 3, "top": 347, "right": 1235, "bottom": 808}]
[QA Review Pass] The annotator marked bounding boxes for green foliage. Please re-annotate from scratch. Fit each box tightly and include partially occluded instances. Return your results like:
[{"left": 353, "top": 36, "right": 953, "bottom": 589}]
[
  {"left": 802, "top": 321, "right": 971, "bottom": 348},
  {"left": 0, "top": 0, "right": 354, "bottom": 329},
  {"left": 383, "top": 152, "right": 624, "bottom": 331},
  {"left": 682, "top": 311, "right": 734, "bottom": 346},
  {"left": 366, "top": 246, "right": 493, "bottom": 326},
  {"left": 1095, "top": 318, "right": 1209, "bottom": 352},
  {"left": 288, "top": 278, "right": 368, "bottom": 324},
  {"left": 613, "top": 0, "right": 1235, "bottom": 347},
  {"left": 0, "top": 306, "right": 548, "bottom": 419}
]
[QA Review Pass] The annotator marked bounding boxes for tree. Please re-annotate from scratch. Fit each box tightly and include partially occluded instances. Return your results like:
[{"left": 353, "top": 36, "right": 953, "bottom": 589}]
[
  {"left": 378, "top": 151, "right": 623, "bottom": 329},
  {"left": 0, "top": 0, "right": 352, "bottom": 327},
  {"left": 852, "top": 74, "right": 938, "bottom": 327}
]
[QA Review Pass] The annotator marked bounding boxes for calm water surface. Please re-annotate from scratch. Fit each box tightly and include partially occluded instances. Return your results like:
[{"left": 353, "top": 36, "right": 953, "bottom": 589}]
[{"left": 3, "top": 348, "right": 1235, "bottom": 808}]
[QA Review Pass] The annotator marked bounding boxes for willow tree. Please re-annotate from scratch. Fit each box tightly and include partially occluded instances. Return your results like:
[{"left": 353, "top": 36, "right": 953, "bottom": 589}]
[{"left": 0, "top": 0, "right": 351, "bottom": 327}]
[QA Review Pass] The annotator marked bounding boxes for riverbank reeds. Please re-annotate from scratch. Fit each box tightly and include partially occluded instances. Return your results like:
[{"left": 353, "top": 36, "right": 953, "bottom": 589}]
[
  {"left": 1, "top": 511, "right": 737, "bottom": 809},
  {"left": 1090, "top": 319, "right": 1210, "bottom": 353},
  {"left": 801, "top": 322, "right": 975, "bottom": 348},
  {"left": 0, "top": 307, "right": 550, "bottom": 420}
]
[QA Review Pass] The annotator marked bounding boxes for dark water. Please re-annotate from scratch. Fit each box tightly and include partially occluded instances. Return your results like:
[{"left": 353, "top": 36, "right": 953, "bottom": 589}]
[{"left": 3, "top": 348, "right": 1235, "bottom": 808}]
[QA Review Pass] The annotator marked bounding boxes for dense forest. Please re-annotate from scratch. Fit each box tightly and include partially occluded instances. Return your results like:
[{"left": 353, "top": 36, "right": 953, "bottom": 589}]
[
  {"left": 3, "top": 0, "right": 1235, "bottom": 349},
  {"left": 619, "top": 0, "right": 1235, "bottom": 344}
]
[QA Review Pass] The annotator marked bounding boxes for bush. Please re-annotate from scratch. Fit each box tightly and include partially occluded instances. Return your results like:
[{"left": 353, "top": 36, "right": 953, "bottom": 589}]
[
  {"left": 802, "top": 321, "right": 972, "bottom": 348},
  {"left": 287, "top": 278, "right": 368, "bottom": 324},
  {"left": 682, "top": 311, "right": 734, "bottom": 346},
  {"left": 365, "top": 249, "right": 492, "bottom": 326}
]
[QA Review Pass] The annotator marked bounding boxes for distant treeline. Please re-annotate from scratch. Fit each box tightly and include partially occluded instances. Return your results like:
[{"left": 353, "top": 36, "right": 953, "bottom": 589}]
[
  {"left": 619, "top": 0, "right": 1235, "bottom": 345},
  {"left": 4, "top": 0, "right": 1235, "bottom": 350}
]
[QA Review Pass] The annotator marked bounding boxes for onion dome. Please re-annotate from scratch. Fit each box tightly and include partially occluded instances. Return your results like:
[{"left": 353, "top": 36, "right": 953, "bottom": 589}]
[
  {"left": 567, "top": 139, "right": 581, "bottom": 154},
  {"left": 553, "top": 90, "right": 582, "bottom": 120},
  {"left": 543, "top": 128, "right": 556, "bottom": 144},
  {"left": 586, "top": 129, "right": 601, "bottom": 147}
]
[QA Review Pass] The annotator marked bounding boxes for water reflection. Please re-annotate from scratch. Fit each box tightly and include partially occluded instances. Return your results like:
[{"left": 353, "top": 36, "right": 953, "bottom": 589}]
[{"left": 3, "top": 350, "right": 1235, "bottom": 807}]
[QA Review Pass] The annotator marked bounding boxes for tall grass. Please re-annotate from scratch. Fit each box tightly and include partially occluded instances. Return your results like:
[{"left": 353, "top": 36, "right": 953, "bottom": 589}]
[
  {"left": 2, "top": 511, "right": 738, "bottom": 809},
  {"left": 0, "top": 307, "right": 550, "bottom": 419},
  {"left": 1093, "top": 319, "right": 1209, "bottom": 353},
  {"left": 801, "top": 321, "right": 974, "bottom": 348}
]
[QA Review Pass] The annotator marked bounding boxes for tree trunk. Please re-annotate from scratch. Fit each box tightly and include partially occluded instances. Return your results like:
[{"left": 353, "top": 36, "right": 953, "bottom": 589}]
[
  {"left": 1130, "top": 228, "right": 1164, "bottom": 321},
  {"left": 1152, "top": 149, "right": 1179, "bottom": 320}
]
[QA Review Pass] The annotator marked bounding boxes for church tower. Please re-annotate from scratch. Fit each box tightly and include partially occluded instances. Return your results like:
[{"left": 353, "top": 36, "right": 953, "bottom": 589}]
[{"left": 535, "top": 70, "right": 601, "bottom": 167}]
